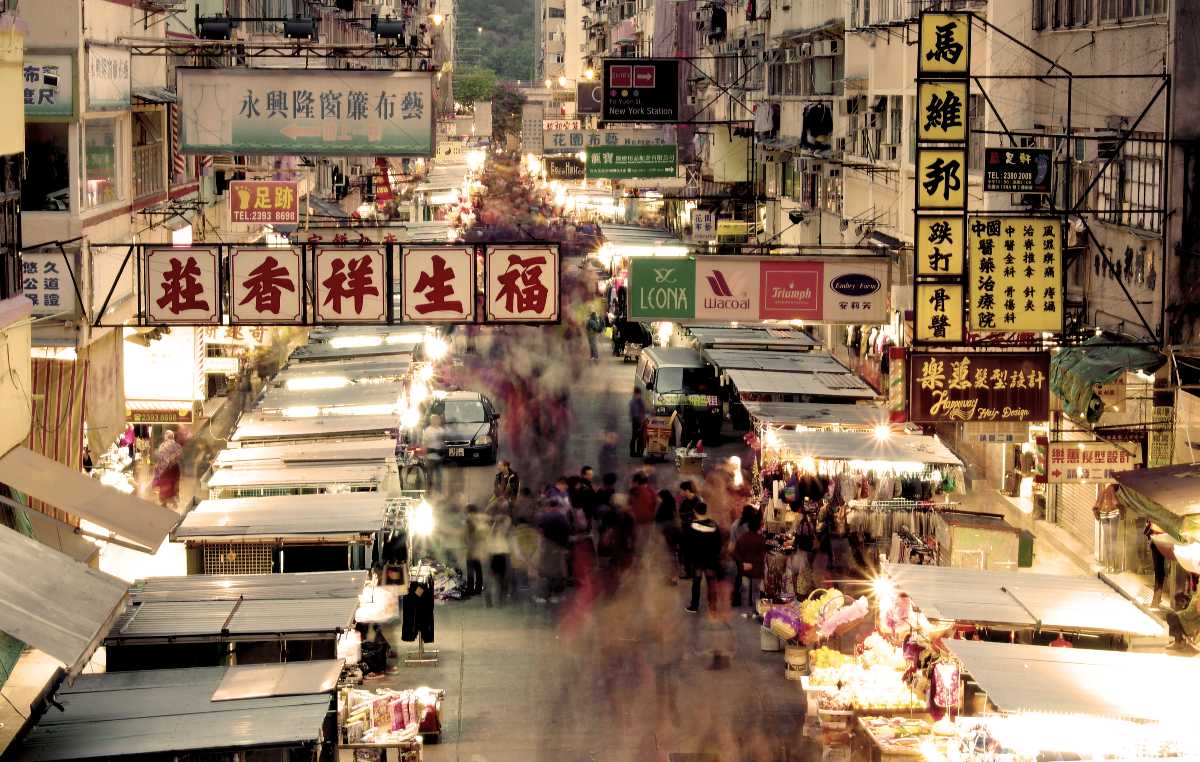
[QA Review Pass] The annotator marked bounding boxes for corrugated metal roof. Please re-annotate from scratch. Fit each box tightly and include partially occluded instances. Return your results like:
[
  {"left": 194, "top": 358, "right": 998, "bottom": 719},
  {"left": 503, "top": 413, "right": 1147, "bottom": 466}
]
[
  {"left": 205, "top": 462, "right": 389, "bottom": 489},
  {"left": 175, "top": 493, "right": 389, "bottom": 539},
  {"left": 0, "top": 525, "right": 128, "bottom": 672},
  {"left": 742, "top": 401, "right": 888, "bottom": 428},
  {"left": 257, "top": 382, "right": 404, "bottom": 413},
  {"left": 290, "top": 342, "right": 418, "bottom": 362},
  {"left": 128, "top": 571, "right": 367, "bottom": 601},
  {"left": 211, "top": 660, "right": 343, "bottom": 701},
  {"left": 274, "top": 356, "right": 411, "bottom": 383},
  {"left": 12, "top": 665, "right": 332, "bottom": 761},
  {"left": 231, "top": 413, "right": 399, "bottom": 443},
  {"left": 725, "top": 368, "right": 875, "bottom": 398},
  {"left": 703, "top": 349, "right": 849, "bottom": 373},
  {"left": 771, "top": 429, "right": 962, "bottom": 465},
  {"left": 684, "top": 324, "right": 818, "bottom": 349},
  {"left": 214, "top": 438, "right": 397, "bottom": 468}
]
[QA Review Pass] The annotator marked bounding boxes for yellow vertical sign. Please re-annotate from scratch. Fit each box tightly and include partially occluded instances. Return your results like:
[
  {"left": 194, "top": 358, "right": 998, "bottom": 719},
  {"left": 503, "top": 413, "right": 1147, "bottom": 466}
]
[
  {"left": 916, "top": 147, "right": 968, "bottom": 210},
  {"left": 918, "top": 13, "right": 971, "bottom": 77},
  {"left": 916, "top": 216, "right": 965, "bottom": 277},
  {"left": 967, "top": 216, "right": 1062, "bottom": 332},
  {"left": 916, "top": 283, "right": 964, "bottom": 343},
  {"left": 917, "top": 81, "right": 968, "bottom": 143}
]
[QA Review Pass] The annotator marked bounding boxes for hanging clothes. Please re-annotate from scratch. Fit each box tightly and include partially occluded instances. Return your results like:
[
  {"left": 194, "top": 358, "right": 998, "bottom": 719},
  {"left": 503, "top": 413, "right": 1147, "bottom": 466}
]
[{"left": 401, "top": 578, "right": 435, "bottom": 643}]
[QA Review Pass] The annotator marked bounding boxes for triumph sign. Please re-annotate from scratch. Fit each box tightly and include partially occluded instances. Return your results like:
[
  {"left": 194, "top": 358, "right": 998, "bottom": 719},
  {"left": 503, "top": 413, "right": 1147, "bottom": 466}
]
[{"left": 628, "top": 255, "right": 890, "bottom": 323}]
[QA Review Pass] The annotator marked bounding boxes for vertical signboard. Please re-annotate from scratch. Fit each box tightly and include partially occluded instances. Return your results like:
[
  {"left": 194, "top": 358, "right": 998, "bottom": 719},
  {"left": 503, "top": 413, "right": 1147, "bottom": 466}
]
[
  {"left": 313, "top": 247, "right": 388, "bottom": 323},
  {"left": 484, "top": 246, "right": 560, "bottom": 323},
  {"left": 690, "top": 209, "right": 715, "bottom": 241},
  {"left": 24, "top": 53, "right": 74, "bottom": 118},
  {"left": 20, "top": 252, "right": 77, "bottom": 317},
  {"left": 85, "top": 43, "right": 130, "bottom": 111},
  {"left": 914, "top": 11, "right": 971, "bottom": 345},
  {"left": 401, "top": 245, "right": 475, "bottom": 323},
  {"left": 229, "top": 247, "right": 302, "bottom": 324},
  {"left": 967, "top": 216, "right": 1062, "bottom": 332},
  {"left": 143, "top": 247, "right": 220, "bottom": 324}
]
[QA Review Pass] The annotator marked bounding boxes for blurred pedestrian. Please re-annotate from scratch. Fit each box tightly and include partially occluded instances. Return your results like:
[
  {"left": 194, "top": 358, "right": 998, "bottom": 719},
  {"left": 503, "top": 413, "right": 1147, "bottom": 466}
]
[
  {"left": 732, "top": 511, "right": 767, "bottom": 609},
  {"left": 494, "top": 460, "right": 520, "bottom": 501},
  {"left": 629, "top": 388, "right": 646, "bottom": 457},
  {"left": 629, "top": 471, "right": 657, "bottom": 525},
  {"left": 585, "top": 310, "right": 603, "bottom": 361},
  {"left": 677, "top": 481, "right": 703, "bottom": 579},
  {"left": 684, "top": 502, "right": 723, "bottom": 615},
  {"left": 465, "top": 503, "right": 487, "bottom": 597},
  {"left": 597, "top": 430, "right": 619, "bottom": 479},
  {"left": 536, "top": 498, "right": 571, "bottom": 603},
  {"left": 422, "top": 414, "right": 446, "bottom": 492},
  {"left": 151, "top": 430, "right": 183, "bottom": 508},
  {"left": 485, "top": 503, "right": 513, "bottom": 607}
]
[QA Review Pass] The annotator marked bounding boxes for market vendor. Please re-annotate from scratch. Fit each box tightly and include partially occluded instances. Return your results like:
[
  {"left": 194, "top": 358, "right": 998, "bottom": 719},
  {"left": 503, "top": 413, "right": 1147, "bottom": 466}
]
[{"left": 1166, "top": 585, "right": 1200, "bottom": 651}]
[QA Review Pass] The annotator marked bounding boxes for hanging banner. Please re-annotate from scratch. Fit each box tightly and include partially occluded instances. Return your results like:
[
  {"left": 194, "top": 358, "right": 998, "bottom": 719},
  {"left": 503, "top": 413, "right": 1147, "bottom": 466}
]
[
  {"left": 85, "top": 43, "right": 130, "bottom": 111},
  {"left": 177, "top": 68, "right": 435, "bottom": 156},
  {"left": 586, "top": 144, "right": 677, "bottom": 179},
  {"left": 24, "top": 53, "right": 74, "bottom": 118},
  {"left": 401, "top": 245, "right": 475, "bottom": 323},
  {"left": 628, "top": 256, "right": 890, "bottom": 324},
  {"left": 229, "top": 180, "right": 299, "bottom": 224},
  {"left": 544, "top": 156, "right": 585, "bottom": 181},
  {"left": 983, "top": 147, "right": 1053, "bottom": 194},
  {"left": 601, "top": 58, "right": 681, "bottom": 123},
  {"left": 908, "top": 352, "right": 1050, "bottom": 424},
  {"left": 542, "top": 126, "right": 669, "bottom": 153},
  {"left": 484, "top": 245, "right": 560, "bottom": 323},
  {"left": 143, "top": 247, "right": 220, "bottom": 324},
  {"left": 915, "top": 216, "right": 965, "bottom": 277},
  {"left": 21, "top": 252, "right": 78, "bottom": 317},
  {"left": 1046, "top": 441, "right": 1140, "bottom": 483},
  {"left": 967, "top": 215, "right": 1063, "bottom": 332},
  {"left": 313, "top": 247, "right": 388, "bottom": 323},
  {"left": 229, "top": 247, "right": 302, "bottom": 324},
  {"left": 914, "top": 283, "right": 965, "bottom": 343}
]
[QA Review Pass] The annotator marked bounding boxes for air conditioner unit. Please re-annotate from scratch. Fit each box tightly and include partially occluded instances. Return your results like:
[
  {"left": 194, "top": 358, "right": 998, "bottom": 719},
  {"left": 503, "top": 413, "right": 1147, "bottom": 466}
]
[
  {"left": 799, "top": 42, "right": 812, "bottom": 56},
  {"left": 350, "top": 164, "right": 363, "bottom": 176}
]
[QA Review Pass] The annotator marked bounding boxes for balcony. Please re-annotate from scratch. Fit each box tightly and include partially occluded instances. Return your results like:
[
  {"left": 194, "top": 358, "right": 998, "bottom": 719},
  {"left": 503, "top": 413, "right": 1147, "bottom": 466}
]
[{"left": 132, "top": 142, "right": 165, "bottom": 201}]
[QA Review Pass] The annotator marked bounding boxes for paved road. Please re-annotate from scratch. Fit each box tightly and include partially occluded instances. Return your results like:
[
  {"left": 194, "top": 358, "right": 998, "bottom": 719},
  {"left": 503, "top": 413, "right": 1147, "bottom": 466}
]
[{"left": 377, "top": 339, "right": 817, "bottom": 762}]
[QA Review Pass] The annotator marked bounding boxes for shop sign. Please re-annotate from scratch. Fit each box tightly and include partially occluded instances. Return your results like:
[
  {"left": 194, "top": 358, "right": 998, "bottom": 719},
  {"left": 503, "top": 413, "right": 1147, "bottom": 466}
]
[
  {"left": 917, "top": 81, "right": 968, "bottom": 143},
  {"left": 1149, "top": 404, "right": 1174, "bottom": 468},
  {"left": 24, "top": 53, "right": 73, "bottom": 118},
  {"left": 983, "top": 147, "right": 1053, "bottom": 194},
  {"left": 716, "top": 220, "right": 750, "bottom": 243},
  {"left": 126, "top": 407, "right": 193, "bottom": 424},
  {"left": 628, "top": 257, "right": 696, "bottom": 319},
  {"left": 908, "top": 352, "right": 1050, "bottom": 424},
  {"left": 695, "top": 258, "right": 757, "bottom": 321},
  {"left": 967, "top": 216, "right": 1062, "bottom": 333},
  {"left": 177, "top": 68, "right": 434, "bottom": 156},
  {"left": 229, "top": 180, "right": 299, "bottom": 225},
  {"left": 20, "top": 252, "right": 77, "bottom": 317},
  {"left": 577, "top": 81, "right": 602, "bottom": 114},
  {"left": 544, "top": 156, "right": 585, "bottom": 181},
  {"left": 401, "top": 245, "right": 475, "bottom": 323},
  {"left": 313, "top": 247, "right": 388, "bottom": 323},
  {"left": 918, "top": 13, "right": 971, "bottom": 77},
  {"left": 914, "top": 283, "right": 964, "bottom": 343},
  {"left": 1097, "top": 378, "right": 1126, "bottom": 410},
  {"left": 144, "top": 247, "right": 220, "bottom": 324},
  {"left": 228, "top": 247, "right": 302, "bottom": 324},
  {"left": 888, "top": 346, "right": 907, "bottom": 422},
  {"left": 85, "top": 43, "right": 130, "bottom": 111},
  {"left": 916, "top": 216, "right": 965, "bottom": 277},
  {"left": 484, "top": 245, "right": 560, "bottom": 323},
  {"left": 543, "top": 118, "right": 581, "bottom": 132},
  {"left": 602, "top": 58, "right": 680, "bottom": 123},
  {"left": 1046, "top": 440, "right": 1140, "bottom": 483},
  {"left": 543, "top": 127, "right": 669, "bottom": 153},
  {"left": 916, "top": 147, "right": 968, "bottom": 210},
  {"left": 586, "top": 144, "right": 677, "bottom": 180},
  {"left": 690, "top": 209, "right": 715, "bottom": 241}
]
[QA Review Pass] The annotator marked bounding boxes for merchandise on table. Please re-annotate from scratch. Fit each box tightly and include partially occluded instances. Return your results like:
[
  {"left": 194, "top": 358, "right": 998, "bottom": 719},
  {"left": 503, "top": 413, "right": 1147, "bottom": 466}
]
[
  {"left": 761, "top": 588, "right": 869, "bottom": 646},
  {"left": 813, "top": 633, "right": 925, "bottom": 712},
  {"left": 341, "top": 686, "right": 444, "bottom": 747}
]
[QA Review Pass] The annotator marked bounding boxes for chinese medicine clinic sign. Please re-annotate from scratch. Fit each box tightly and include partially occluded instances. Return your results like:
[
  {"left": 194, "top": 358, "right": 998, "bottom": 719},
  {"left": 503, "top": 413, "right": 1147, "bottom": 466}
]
[
  {"left": 143, "top": 247, "right": 220, "bottom": 324},
  {"left": 968, "top": 216, "right": 1062, "bottom": 332},
  {"left": 485, "top": 246, "right": 560, "bottom": 323},
  {"left": 628, "top": 256, "right": 890, "bottom": 324},
  {"left": 586, "top": 145, "right": 677, "bottom": 180},
  {"left": 602, "top": 58, "right": 680, "bottom": 123},
  {"left": 1047, "top": 441, "right": 1140, "bottom": 484},
  {"left": 85, "top": 43, "right": 130, "bottom": 111},
  {"left": 229, "top": 180, "right": 299, "bottom": 225},
  {"left": 21, "top": 252, "right": 77, "bottom": 317},
  {"left": 24, "top": 54, "right": 73, "bottom": 118},
  {"left": 314, "top": 247, "right": 388, "bottom": 323},
  {"left": 401, "top": 246, "right": 475, "bottom": 323},
  {"left": 908, "top": 352, "right": 1050, "bottom": 424},
  {"left": 915, "top": 283, "right": 964, "bottom": 343},
  {"left": 229, "top": 248, "right": 302, "bottom": 324},
  {"left": 177, "top": 68, "right": 434, "bottom": 157}
]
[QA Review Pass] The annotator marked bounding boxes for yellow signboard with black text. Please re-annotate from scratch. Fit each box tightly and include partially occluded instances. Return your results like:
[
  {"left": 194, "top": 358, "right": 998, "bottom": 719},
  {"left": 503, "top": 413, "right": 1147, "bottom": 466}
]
[
  {"left": 917, "top": 81, "right": 968, "bottom": 143},
  {"left": 918, "top": 13, "right": 971, "bottom": 77},
  {"left": 916, "top": 147, "right": 968, "bottom": 210},
  {"left": 915, "top": 282, "right": 965, "bottom": 343},
  {"left": 916, "top": 216, "right": 965, "bottom": 277},
  {"left": 967, "top": 216, "right": 1062, "bottom": 333}
]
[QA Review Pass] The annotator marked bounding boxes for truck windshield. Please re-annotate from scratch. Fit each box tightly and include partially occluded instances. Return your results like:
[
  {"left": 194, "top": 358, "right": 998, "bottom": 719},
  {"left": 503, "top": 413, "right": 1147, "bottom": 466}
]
[{"left": 655, "top": 367, "right": 717, "bottom": 394}]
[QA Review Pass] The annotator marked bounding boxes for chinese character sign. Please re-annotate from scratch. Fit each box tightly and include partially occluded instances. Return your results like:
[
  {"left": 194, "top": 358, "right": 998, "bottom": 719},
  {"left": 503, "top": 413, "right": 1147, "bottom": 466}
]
[
  {"left": 86, "top": 44, "right": 130, "bottom": 110},
  {"left": 915, "top": 283, "right": 964, "bottom": 343},
  {"left": 916, "top": 147, "right": 968, "bottom": 210},
  {"left": 177, "top": 68, "right": 434, "bottom": 157},
  {"left": 917, "top": 81, "right": 968, "bottom": 143},
  {"left": 314, "top": 247, "right": 387, "bottom": 323},
  {"left": 402, "top": 246, "right": 475, "bottom": 323},
  {"left": 983, "top": 147, "right": 1053, "bottom": 194},
  {"left": 968, "top": 216, "right": 1062, "bottom": 332},
  {"left": 229, "top": 248, "right": 301, "bottom": 323},
  {"left": 229, "top": 181, "right": 299, "bottom": 225},
  {"left": 20, "top": 252, "right": 77, "bottom": 317},
  {"left": 908, "top": 352, "right": 1050, "bottom": 423},
  {"left": 144, "top": 247, "right": 220, "bottom": 324},
  {"left": 485, "top": 246, "right": 560, "bottom": 323},
  {"left": 24, "top": 54, "right": 74, "bottom": 118},
  {"left": 918, "top": 13, "right": 970, "bottom": 77},
  {"left": 1046, "top": 441, "right": 1140, "bottom": 483},
  {"left": 916, "top": 216, "right": 965, "bottom": 276}
]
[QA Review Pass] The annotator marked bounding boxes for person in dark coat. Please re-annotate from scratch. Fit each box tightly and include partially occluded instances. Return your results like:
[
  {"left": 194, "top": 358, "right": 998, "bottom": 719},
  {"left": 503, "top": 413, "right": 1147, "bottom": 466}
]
[
  {"left": 732, "top": 512, "right": 767, "bottom": 608},
  {"left": 683, "top": 502, "right": 724, "bottom": 614}
]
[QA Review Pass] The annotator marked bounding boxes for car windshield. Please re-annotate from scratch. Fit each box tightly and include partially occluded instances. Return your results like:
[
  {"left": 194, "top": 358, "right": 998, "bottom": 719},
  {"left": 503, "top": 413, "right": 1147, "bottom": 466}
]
[
  {"left": 655, "top": 367, "right": 717, "bottom": 394},
  {"left": 437, "top": 399, "right": 489, "bottom": 423}
]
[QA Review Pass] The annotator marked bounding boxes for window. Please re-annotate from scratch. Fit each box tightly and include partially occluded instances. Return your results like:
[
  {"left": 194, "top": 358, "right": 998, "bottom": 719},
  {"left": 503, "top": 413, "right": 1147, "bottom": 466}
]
[
  {"left": 1096, "top": 135, "right": 1163, "bottom": 233},
  {"left": 1053, "top": 0, "right": 1092, "bottom": 26},
  {"left": 1032, "top": 0, "right": 1046, "bottom": 29},
  {"left": 133, "top": 110, "right": 165, "bottom": 201},
  {"left": 821, "top": 174, "right": 842, "bottom": 216},
  {"left": 82, "top": 118, "right": 123, "bottom": 209},
  {"left": 1100, "top": 0, "right": 1163, "bottom": 21},
  {"left": 888, "top": 95, "right": 903, "bottom": 147},
  {"left": 23, "top": 123, "right": 70, "bottom": 212},
  {"left": 968, "top": 93, "right": 984, "bottom": 171},
  {"left": 547, "top": 6, "right": 566, "bottom": 17}
]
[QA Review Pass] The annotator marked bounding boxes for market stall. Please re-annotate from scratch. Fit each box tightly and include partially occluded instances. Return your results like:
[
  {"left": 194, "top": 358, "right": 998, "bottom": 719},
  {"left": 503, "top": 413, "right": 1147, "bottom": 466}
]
[
  {"left": 231, "top": 412, "right": 401, "bottom": 446},
  {"left": 743, "top": 401, "right": 890, "bottom": 433},
  {"left": 677, "top": 324, "right": 820, "bottom": 351},
  {"left": 257, "top": 382, "right": 406, "bottom": 418},
  {"left": 339, "top": 685, "right": 444, "bottom": 757},
  {"left": 725, "top": 367, "right": 877, "bottom": 406},
  {"left": 203, "top": 462, "right": 395, "bottom": 499},
  {"left": 213, "top": 437, "right": 398, "bottom": 470}
]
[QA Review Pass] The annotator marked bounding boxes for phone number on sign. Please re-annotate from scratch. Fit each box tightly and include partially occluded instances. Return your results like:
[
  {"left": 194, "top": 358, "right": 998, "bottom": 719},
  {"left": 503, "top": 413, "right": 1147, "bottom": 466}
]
[{"left": 232, "top": 211, "right": 293, "bottom": 223}]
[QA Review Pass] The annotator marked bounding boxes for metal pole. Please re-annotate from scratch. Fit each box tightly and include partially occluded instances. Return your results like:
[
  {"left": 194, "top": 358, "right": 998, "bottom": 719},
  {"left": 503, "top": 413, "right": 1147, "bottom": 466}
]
[{"left": 1160, "top": 74, "right": 1172, "bottom": 347}]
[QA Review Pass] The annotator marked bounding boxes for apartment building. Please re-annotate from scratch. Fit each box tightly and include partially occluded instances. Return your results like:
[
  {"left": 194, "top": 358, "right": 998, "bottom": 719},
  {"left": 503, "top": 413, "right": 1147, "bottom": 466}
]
[{"left": 537, "top": 0, "right": 585, "bottom": 83}]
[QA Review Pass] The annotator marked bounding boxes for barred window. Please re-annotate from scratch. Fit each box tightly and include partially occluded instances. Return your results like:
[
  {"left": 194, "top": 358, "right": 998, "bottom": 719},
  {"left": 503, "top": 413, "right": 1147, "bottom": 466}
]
[
  {"left": 1096, "top": 136, "right": 1163, "bottom": 233},
  {"left": 968, "top": 93, "right": 984, "bottom": 171},
  {"left": 1101, "top": 0, "right": 1163, "bottom": 21}
]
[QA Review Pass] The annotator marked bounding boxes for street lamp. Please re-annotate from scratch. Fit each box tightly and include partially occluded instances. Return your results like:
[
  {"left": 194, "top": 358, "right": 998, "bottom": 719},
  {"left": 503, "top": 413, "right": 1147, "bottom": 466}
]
[
  {"left": 584, "top": 68, "right": 595, "bottom": 80},
  {"left": 557, "top": 75, "right": 568, "bottom": 88},
  {"left": 430, "top": 12, "right": 445, "bottom": 25}
]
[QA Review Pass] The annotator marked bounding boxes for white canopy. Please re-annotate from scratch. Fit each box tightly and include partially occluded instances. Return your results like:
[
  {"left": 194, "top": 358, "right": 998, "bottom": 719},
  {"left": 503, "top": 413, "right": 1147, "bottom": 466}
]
[
  {"left": 231, "top": 413, "right": 398, "bottom": 444},
  {"left": 946, "top": 639, "right": 1200, "bottom": 723},
  {"left": 882, "top": 562, "right": 1164, "bottom": 637},
  {"left": 725, "top": 368, "right": 876, "bottom": 399},
  {"left": 770, "top": 429, "right": 962, "bottom": 465},
  {"left": 214, "top": 438, "right": 396, "bottom": 469},
  {"left": 176, "top": 494, "right": 390, "bottom": 540},
  {"left": 206, "top": 463, "right": 389, "bottom": 490},
  {"left": 743, "top": 401, "right": 889, "bottom": 429}
]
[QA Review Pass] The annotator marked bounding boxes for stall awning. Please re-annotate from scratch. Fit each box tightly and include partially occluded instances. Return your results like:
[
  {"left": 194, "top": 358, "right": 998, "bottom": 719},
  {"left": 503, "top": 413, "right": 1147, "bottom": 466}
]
[
  {"left": 231, "top": 413, "right": 400, "bottom": 443},
  {"left": 1050, "top": 338, "right": 1163, "bottom": 422},
  {"left": 214, "top": 438, "right": 396, "bottom": 469},
  {"left": 726, "top": 368, "right": 876, "bottom": 399},
  {"left": 685, "top": 324, "right": 819, "bottom": 350},
  {"left": 0, "top": 525, "right": 128, "bottom": 673},
  {"left": 769, "top": 429, "right": 962, "bottom": 465},
  {"left": 205, "top": 462, "right": 389, "bottom": 490},
  {"left": 12, "top": 664, "right": 334, "bottom": 761},
  {"left": 705, "top": 349, "right": 846, "bottom": 373},
  {"left": 881, "top": 561, "right": 1164, "bottom": 637},
  {"left": 743, "top": 401, "right": 889, "bottom": 429},
  {"left": 0, "top": 446, "right": 180, "bottom": 549},
  {"left": 257, "top": 382, "right": 404, "bottom": 414},
  {"left": 945, "top": 639, "right": 1200, "bottom": 723},
  {"left": 175, "top": 493, "right": 390, "bottom": 540},
  {"left": 1113, "top": 463, "right": 1200, "bottom": 542}
]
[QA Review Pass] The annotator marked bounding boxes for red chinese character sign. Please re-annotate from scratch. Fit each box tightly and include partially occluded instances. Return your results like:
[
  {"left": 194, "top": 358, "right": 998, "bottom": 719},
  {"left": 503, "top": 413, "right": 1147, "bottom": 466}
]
[
  {"left": 401, "top": 246, "right": 474, "bottom": 323},
  {"left": 314, "top": 247, "right": 387, "bottom": 323},
  {"left": 229, "top": 248, "right": 302, "bottom": 323},
  {"left": 485, "top": 246, "right": 560, "bottom": 323},
  {"left": 144, "top": 247, "right": 219, "bottom": 324}
]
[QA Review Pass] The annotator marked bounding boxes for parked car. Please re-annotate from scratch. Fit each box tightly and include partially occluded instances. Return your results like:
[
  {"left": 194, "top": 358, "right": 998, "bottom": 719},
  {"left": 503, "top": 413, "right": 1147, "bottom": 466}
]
[
  {"left": 425, "top": 391, "right": 500, "bottom": 464},
  {"left": 634, "top": 347, "right": 722, "bottom": 444}
]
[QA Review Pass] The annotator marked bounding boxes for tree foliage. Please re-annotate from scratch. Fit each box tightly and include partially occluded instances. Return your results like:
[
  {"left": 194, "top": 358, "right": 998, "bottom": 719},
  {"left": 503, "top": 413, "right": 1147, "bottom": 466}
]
[
  {"left": 453, "top": 66, "right": 498, "bottom": 106},
  {"left": 454, "top": 0, "right": 535, "bottom": 82}
]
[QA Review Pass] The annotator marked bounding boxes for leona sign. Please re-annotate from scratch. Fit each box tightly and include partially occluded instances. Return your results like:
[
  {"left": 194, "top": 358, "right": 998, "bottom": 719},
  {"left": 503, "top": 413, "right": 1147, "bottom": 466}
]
[{"left": 627, "top": 256, "right": 890, "bottom": 324}]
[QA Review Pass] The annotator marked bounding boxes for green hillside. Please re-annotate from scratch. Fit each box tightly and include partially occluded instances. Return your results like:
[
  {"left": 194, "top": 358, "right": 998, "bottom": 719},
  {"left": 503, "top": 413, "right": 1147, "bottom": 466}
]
[{"left": 454, "top": 0, "right": 535, "bottom": 84}]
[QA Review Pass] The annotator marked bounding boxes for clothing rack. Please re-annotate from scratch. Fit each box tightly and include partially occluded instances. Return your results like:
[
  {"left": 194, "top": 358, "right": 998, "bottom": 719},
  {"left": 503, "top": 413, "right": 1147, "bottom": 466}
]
[
  {"left": 404, "top": 561, "right": 438, "bottom": 666},
  {"left": 847, "top": 499, "right": 961, "bottom": 558}
]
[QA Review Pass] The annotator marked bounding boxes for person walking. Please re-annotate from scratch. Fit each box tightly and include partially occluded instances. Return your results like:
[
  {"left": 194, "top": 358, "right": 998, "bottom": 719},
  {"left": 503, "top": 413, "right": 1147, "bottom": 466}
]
[
  {"left": 684, "top": 502, "right": 724, "bottom": 614},
  {"left": 464, "top": 503, "right": 488, "bottom": 597},
  {"left": 629, "top": 471, "right": 657, "bottom": 525},
  {"left": 677, "top": 482, "right": 703, "bottom": 579},
  {"left": 629, "top": 388, "right": 647, "bottom": 457},
  {"left": 494, "top": 460, "right": 520, "bottom": 502},
  {"left": 597, "top": 430, "right": 619, "bottom": 480},
  {"left": 421, "top": 414, "right": 446, "bottom": 493},
  {"left": 585, "top": 310, "right": 603, "bottom": 361},
  {"left": 732, "top": 511, "right": 767, "bottom": 609},
  {"left": 151, "top": 430, "right": 183, "bottom": 508},
  {"left": 484, "top": 504, "right": 513, "bottom": 607}
]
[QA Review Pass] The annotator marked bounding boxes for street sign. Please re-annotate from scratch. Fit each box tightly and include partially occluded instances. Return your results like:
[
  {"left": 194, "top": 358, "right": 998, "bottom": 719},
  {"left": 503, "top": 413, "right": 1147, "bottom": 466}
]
[
  {"left": 908, "top": 352, "right": 1050, "bottom": 424},
  {"left": 177, "top": 68, "right": 434, "bottom": 156},
  {"left": 542, "top": 126, "right": 669, "bottom": 154},
  {"left": 577, "top": 81, "right": 602, "bottom": 114},
  {"left": 229, "top": 180, "right": 299, "bottom": 225},
  {"left": 586, "top": 144, "right": 677, "bottom": 179},
  {"left": 967, "top": 216, "right": 1062, "bottom": 333},
  {"left": 983, "top": 147, "right": 1053, "bottom": 194},
  {"left": 601, "top": 58, "right": 680, "bottom": 123},
  {"left": 1046, "top": 441, "right": 1140, "bottom": 483}
]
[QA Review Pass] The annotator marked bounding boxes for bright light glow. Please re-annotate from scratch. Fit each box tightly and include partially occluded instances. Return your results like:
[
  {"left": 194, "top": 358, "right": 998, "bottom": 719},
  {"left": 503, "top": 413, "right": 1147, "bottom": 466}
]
[
  {"left": 429, "top": 190, "right": 460, "bottom": 206},
  {"left": 411, "top": 500, "right": 435, "bottom": 537},
  {"left": 417, "top": 364, "right": 435, "bottom": 383},
  {"left": 655, "top": 321, "right": 673, "bottom": 347},
  {"left": 430, "top": 12, "right": 445, "bottom": 25},
  {"left": 409, "top": 381, "right": 430, "bottom": 406},
  {"left": 543, "top": 78, "right": 552, "bottom": 89},
  {"left": 728, "top": 456, "right": 743, "bottom": 487},
  {"left": 764, "top": 429, "right": 782, "bottom": 449},
  {"left": 873, "top": 424, "right": 892, "bottom": 441},
  {"left": 171, "top": 225, "right": 193, "bottom": 247},
  {"left": 584, "top": 68, "right": 595, "bottom": 80},
  {"left": 329, "top": 335, "right": 383, "bottom": 349},
  {"left": 282, "top": 406, "right": 321, "bottom": 418},
  {"left": 285, "top": 375, "right": 350, "bottom": 391},
  {"left": 423, "top": 334, "right": 450, "bottom": 361},
  {"left": 340, "top": 404, "right": 398, "bottom": 416},
  {"left": 386, "top": 332, "right": 424, "bottom": 345},
  {"left": 557, "top": 75, "right": 568, "bottom": 88},
  {"left": 400, "top": 405, "right": 421, "bottom": 429},
  {"left": 465, "top": 149, "right": 486, "bottom": 173}
]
